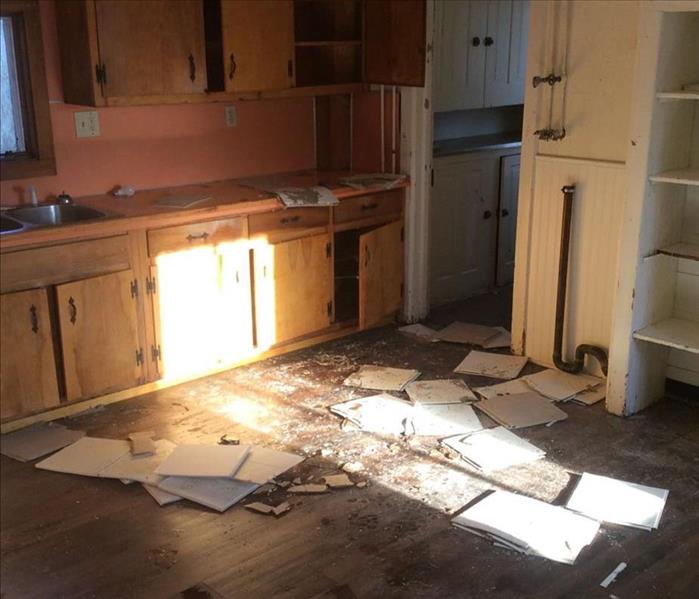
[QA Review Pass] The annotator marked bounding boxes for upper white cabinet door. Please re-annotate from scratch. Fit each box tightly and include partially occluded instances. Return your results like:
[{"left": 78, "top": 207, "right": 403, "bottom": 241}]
[
  {"left": 433, "top": 1, "right": 488, "bottom": 112},
  {"left": 484, "top": 0, "right": 529, "bottom": 107}
]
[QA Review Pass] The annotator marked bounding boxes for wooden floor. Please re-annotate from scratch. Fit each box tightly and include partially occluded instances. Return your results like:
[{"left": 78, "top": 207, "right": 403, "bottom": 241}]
[{"left": 2, "top": 290, "right": 698, "bottom": 598}]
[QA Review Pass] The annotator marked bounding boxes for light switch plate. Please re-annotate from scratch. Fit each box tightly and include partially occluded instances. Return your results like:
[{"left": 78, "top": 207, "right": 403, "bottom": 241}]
[
  {"left": 74, "top": 111, "right": 100, "bottom": 138},
  {"left": 224, "top": 105, "right": 237, "bottom": 127}
]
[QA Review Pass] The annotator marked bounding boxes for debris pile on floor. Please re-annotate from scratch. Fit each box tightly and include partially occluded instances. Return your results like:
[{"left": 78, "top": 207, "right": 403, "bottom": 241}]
[
  {"left": 328, "top": 320, "right": 664, "bottom": 565},
  {"left": 1, "top": 422, "right": 366, "bottom": 515}
]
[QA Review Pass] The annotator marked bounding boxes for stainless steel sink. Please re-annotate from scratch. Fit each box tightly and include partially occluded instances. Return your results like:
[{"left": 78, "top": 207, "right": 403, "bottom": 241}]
[
  {"left": 1, "top": 214, "right": 24, "bottom": 233},
  {"left": 6, "top": 204, "right": 107, "bottom": 226}
]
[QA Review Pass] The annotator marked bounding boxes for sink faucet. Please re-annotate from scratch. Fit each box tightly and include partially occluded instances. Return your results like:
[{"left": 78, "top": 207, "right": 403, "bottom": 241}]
[{"left": 56, "top": 191, "right": 74, "bottom": 205}]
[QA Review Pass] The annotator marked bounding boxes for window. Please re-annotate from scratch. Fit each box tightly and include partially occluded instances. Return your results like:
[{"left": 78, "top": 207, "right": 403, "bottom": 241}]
[{"left": 0, "top": 1, "right": 54, "bottom": 180}]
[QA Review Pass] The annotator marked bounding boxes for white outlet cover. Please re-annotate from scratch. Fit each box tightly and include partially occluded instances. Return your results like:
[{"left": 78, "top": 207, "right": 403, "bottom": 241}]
[
  {"left": 74, "top": 110, "right": 100, "bottom": 138},
  {"left": 224, "top": 105, "right": 237, "bottom": 127}
]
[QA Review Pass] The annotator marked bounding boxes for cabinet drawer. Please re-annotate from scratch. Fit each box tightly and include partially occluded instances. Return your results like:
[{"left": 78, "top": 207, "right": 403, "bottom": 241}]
[
  {"left": 148, "top": 217, "right": 246, "bottom": 256},
  {"left": 334, "top": 191, "right": 402, "bottom": 226},
  {"left": 1, "top": 235, "right": 130, "bottom": 294},
  {"left": 249, "top": 207, "right": 329, "bottom": 241}
]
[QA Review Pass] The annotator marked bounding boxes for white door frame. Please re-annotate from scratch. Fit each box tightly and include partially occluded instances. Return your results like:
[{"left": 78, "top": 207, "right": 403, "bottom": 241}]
[{"left": 401, "top": 0, "right": 434, "bottom": 322}]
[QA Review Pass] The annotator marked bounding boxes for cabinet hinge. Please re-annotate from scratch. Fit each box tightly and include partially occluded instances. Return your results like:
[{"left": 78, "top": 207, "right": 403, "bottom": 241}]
[
  {"left": 130, "top": 279, "right": 139, "bottom": 298},
  {"left": 146, "top": 276, "right": 156, "bottom": 295},
  {"left": 326, "top": 241, "right": 332, "bottom": 258},
  {"left": 288, "top": 59, "right": 293, "bottom": 79},
  {"left": 151, "top": 344, "right": 161, "bottom": 362},
  {"left": 327, "top": 301, "right": 333, "bottom": 317},
  {"left": 95, "top": 63, "right": 106, "bottom": 85},
  {"left": 135, "top": 348, "right": 144, "bottom": 366}
]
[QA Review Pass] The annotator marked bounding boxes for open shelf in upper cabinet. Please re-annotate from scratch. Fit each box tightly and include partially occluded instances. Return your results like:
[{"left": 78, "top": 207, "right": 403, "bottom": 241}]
[
  {"left": 633, "top": 318, "right": 699, "bottom": 354},
  {"left": 649, "top": 168, "right": 699, "bottom": 186}
]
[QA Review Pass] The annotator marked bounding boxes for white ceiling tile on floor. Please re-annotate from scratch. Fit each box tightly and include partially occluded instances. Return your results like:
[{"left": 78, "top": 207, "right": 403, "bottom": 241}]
[
  {"left": 157, "top": 476, "right": 258, "bottom": 512},
  {"left": 475, "top": 392, "right": 568, "bottom": 429},
  {"left": 436, "top": 322, "right": 500, "bottom": 346},
  {"left": 523, "top": 369, "right": 604, "bottom": 401},
  {"left": 454, "top": 351, "right": 528, "bottom": 380},
  {"left": 154, "top": 444, "right": 251, "bottom": 478},
  {"left": 343, "top": 365, "right": 421, "bottom": 392},
  {"left": 1, "top": 422, "right": 85, "bottom": 463},
  {"left": 405, "top": 379, "right": 477, "bottom": 405},
  {"left": 35, "top": 437, "right": 131, "bottom": 477}
]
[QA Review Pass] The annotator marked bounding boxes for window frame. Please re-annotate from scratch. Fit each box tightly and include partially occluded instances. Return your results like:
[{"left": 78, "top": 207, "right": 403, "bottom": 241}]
[{"left": 0, "top": 0, "right": 55, "bottom": 180}]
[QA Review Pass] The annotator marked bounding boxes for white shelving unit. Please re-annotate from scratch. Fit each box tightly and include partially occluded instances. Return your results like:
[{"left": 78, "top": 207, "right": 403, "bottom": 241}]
[{"left": 609, "top": 8, "right": 699, "bottom": 414}]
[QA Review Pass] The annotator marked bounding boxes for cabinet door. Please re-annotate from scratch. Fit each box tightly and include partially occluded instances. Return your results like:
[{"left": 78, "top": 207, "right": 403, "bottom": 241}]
[
  {"left": 430, "top": 157, "right": 499, "bottom": 305},
  {"left": 218, "top": 242, "right": 254, "bottom": 364},
  {"left": 359, "top": 221, "right": 404, "bottom": 329},
  {"left": 221, "top": 0, "right": 294, "bottom": 93},
  {"left": 497, "top": 154, "right": 521, "bottom": 286},
  {"left": 95, "top": 0, "right": 207, "bottom": 97},
  {"left": 433, "top": 0, "right": 488, "bottom": 111},
  {"left": 0, "top": 289, "right": 60, "bottom": 420},
  {"left": 57, "top": 270, "right": 142, "bottom": 401},
  {"left": 151, "top": 248, "right": 221, "bottom": 379},
  {"left": 254, "top": 234, "right": 332, "bottom": 347},
  {"left": 364, "top": 0, "right": 426, "bottom": 86},
  {"left": 484, "top": 0, "right": 529, "bottom": 107}
]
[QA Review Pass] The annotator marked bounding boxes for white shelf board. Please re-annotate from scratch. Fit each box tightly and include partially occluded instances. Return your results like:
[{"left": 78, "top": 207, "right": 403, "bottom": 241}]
[
  {"left": 649, "top": 168, "right": 699, "bottom": 186},
  {"left": 657, "top": 242, "right": 699, "bottom": 261},
  {"left": 656, "top": 91, "right": 699, "bottom": 100},
  {"left": 634, "top": 318, "right": 699, "bottom": 354}
]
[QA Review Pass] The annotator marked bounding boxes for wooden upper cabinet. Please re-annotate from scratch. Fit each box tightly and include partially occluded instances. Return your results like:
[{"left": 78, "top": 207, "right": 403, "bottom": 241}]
[
  {"left": 221, "top": 0, "right": 295, "bottom": 93},
  {"left": 364, "top": 0, "right": 426, "bottom": 87},
  {"left": 0, "top": 289, "right": 60, "bottom": 421},
  {"left": 95, "top": 0, "right": 207, "bottom": 98},
  {"left": 56, "top": 270, "right": 142, "bottom": 402},
  {"left": 56, "top": 0, "right": 207, "bottom": 104}
]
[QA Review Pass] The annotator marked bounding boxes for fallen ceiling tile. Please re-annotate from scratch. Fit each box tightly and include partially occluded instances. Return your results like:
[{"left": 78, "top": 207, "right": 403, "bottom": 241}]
[{"left": 454, "top": 351, "right": 528, "bottom": 380}]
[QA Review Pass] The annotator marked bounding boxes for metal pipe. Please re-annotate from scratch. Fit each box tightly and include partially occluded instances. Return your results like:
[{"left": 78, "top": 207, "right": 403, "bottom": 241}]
[{"left": 553, "top": 185, "right": 609, "bottom": 376}]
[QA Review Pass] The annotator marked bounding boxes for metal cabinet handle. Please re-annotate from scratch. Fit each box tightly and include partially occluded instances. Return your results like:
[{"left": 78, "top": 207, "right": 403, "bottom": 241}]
[
  {"left": 30, "top": 305, "right": 38, "bottom": 334},
  {"left": 483, "top": 210, "right": 492, "bottom": 219},
  {"left": 484, "top": 36, "right": 494, "bottom": 47},
  {"left": 188, "top": 53, "right": 196, "bottom": 82},
  {"left": 68, "top": 297, "right": 77, "bottom": 324},
  {"left": 229, "top": 53, "right": 237, "bottom": 80},
  {"left": 186, "top": 232, "right": 209, "bottom": 242},
  {"left": 361, "top": 203, "right": 379, "bottom": 211},
  {"left": 280, "top": 215, "right": 301, "bottom": 225},
  {"left": 501, "top": 208, "right": 510, "bottom": 217},
  {"left": 472, "top": 37, "right": 481, "bottom": 47}
]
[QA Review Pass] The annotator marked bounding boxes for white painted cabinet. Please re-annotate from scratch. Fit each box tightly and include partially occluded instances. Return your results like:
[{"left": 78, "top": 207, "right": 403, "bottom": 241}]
[
  {"left": 430, "top": 154, "right": 500, "bottom": 304},
  {"left": 497, "top": 154, "right": 521, "bottom": 285},
  {"left": 434, "top": 0, "right": 528, "bottom": 112}
]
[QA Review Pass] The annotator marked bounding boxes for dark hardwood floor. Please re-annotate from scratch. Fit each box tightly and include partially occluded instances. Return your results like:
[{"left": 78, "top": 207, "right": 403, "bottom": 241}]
[{"left": 2, "top": 291, "right": 697, "bottom": 598}]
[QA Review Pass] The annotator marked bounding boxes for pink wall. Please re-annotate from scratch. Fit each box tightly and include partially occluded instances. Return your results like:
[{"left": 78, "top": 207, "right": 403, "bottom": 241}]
[{"left": 0, "top": 0, "right": 315, "bottom": 205}]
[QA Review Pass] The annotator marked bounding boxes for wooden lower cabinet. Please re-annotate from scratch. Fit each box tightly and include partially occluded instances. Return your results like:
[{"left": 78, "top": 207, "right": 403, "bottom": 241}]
[
  {"left": 254, "top": 233, "right": 332, "bottom": 347},
  {"left": 359, "top": 220, "right": 404, "bottom": 329},
  {"left": 0, "top": 288, "right": 60, "bottom": 420},
  {"left": 56, "top": 269, "right": 142, "bottom": 401},
  {"left": 150, "top": 242, "right": 254, "bottom": 379}
]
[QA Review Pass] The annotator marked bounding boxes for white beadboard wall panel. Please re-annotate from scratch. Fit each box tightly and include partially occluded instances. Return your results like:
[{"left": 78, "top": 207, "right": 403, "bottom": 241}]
[{"left": 524, "top": 156, "right": 626, "bottom": 373}]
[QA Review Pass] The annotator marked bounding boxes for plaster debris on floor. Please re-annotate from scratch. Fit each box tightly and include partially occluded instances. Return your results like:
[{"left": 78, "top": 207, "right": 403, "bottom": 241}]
[
  {"left": 600, "top": 562, "right": 628, "bottom": 588},
  {"left": 343, "top": 365, "right": 421, "bottom": 391},
  {"left": 565, "top": 473, "right": 669, "bottom": 530},
  {"left": 451, "top": 490, "right": 601, "bottom": 564},
  {"left": 330, "top": 394, "right": 414, "bottom": 435},
  {"left": 454, "top": 350, "right": 528, "bottom": 379},
  {"left": 127, "top": 431, "right": 156, "bottom": 456},
  {"left": 0, "top": 422, "right": 85, "bottom": 462}
]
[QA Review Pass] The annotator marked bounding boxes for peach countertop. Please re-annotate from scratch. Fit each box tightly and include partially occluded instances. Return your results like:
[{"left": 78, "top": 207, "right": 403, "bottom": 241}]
[{"left": 0, "top": 171, "right": 407, "bottom": 252}]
